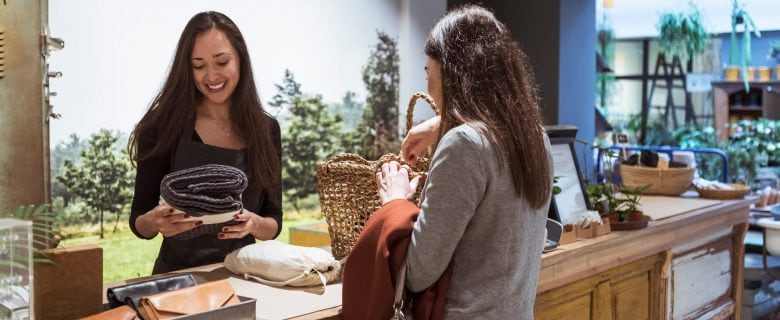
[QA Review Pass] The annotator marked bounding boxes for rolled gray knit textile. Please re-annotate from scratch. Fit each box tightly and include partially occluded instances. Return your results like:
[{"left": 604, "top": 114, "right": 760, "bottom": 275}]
[{"left": 160, "top": 164, "right": 248, "bottom": 217}]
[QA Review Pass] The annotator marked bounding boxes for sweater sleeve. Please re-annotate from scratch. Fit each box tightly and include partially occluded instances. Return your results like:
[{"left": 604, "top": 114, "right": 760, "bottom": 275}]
[
  {"left": 129, "top": 131, "right": 170, "bottom": 240},
  {"left": 405, "top": 127, "right": 487, "bottom": 292},
  {"left": 259, "top": 118, "right": 283, "bottom": 239}
]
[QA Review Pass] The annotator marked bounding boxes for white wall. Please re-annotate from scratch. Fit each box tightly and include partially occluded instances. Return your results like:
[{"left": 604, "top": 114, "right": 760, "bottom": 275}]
[
  {"left": 47, "top": 0, "right": 400, "bottom": 144},
  {"left": 398, "top": 0, "right": 446, "bottom": 129}
]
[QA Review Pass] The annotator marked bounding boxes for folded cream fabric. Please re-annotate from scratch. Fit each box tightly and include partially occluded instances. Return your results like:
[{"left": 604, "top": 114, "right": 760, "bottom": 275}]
[
  {"left": 224, "top": 240, "right": 342, "bottom": 292},
  {"left": 159, "top": 164, "right": 248, "bottom": 239}
]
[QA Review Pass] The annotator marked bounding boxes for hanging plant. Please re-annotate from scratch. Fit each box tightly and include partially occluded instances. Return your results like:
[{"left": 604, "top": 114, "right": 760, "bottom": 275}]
[
  {"left": 729, "top": 0, "right": 761, "bottom": 91},
  {"left": 656, "top": 4, "right": 711, "bottom": 61},
  {"left": 767, "top": 40, "right": 780, "bottom": 64}
]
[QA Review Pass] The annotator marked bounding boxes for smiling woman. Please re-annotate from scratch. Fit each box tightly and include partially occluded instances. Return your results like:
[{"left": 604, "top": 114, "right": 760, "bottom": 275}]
[{"left": 127, "top": 11, "right": 283, "bottom": 274}]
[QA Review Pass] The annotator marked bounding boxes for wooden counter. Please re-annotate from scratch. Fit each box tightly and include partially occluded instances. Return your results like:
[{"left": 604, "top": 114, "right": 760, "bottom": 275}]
[
  {"left": 107, "top": 198, "right": 750, "bottom": 319},
  {"left": 536, "top": 198, "right": 751, "bottom": 319}
]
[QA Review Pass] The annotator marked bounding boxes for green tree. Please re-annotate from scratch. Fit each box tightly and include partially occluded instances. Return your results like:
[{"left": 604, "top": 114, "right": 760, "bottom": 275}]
[
  {"left": 359, "top": 30, "right": 400, "bottom": 159},
  {"left": 50, "top": 134, "right": 86, "bottom": 206},
  {"left": 332, "top": 91, "right": 364, "bottom": 130},
  {"left": 268, "top": 69, "right": 302, "bottom": 125},
  {"left": 56, "top": 130, "right": 134, "bottom": 238},
  {"left": 270, "top": 70, "right": 343, "bottom": 213}
]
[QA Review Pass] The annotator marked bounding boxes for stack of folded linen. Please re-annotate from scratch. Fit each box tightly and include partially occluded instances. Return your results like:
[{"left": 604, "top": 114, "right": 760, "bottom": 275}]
[{"left": 160, "top": 164, "right": 248, "bottom": 239}]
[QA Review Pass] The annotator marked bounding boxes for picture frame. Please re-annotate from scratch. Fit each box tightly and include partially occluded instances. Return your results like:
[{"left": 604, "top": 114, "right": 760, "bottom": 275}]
[{"left": 549, "top": 137, "right": 591, "bottom": 225}]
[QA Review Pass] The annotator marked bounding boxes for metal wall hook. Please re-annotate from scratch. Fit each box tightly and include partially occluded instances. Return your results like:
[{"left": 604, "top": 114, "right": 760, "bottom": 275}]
[{"left": 46, "top": 36, "right": 64, "bottom": 51}]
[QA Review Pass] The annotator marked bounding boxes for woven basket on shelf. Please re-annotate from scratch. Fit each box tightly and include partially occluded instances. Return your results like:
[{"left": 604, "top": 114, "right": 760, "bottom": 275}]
[
  {"left": 619, "top": 165, "right": 695, "bottom": 196},
  {"left": 316, "top": 92, "right": 438, "bottom": 260},
  {"left": 695, "top": 184, "right": 750, "bottom": 200}
]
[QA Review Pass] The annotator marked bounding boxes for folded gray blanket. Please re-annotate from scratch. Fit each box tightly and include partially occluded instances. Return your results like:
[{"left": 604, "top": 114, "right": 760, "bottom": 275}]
[
  {"left": 160, "top": 164, "right": 248, "bottom": 217},
  {"left": 160, "top": 164, "right": 249, "bottom": 240}
]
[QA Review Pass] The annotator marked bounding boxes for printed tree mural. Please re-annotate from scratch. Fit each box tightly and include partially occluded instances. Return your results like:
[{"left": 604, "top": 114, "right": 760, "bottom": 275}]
[
  {"left": 270, "top": 70, "right": 344, "bottom": 213},
  {"left": 56, "top": 129, "right": 134, "bottom": 238},
  {"left": 358, "top": 30, "right": 400, "bottom": 159}
]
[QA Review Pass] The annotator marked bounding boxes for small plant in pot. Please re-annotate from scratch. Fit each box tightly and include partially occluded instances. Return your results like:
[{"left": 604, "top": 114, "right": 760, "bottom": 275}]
[
  {"left": 616, "top": 186, "right": 649, "bottom": 222},
  {"left": 587, "top": 182, "right": 621, "bottom": 222}
]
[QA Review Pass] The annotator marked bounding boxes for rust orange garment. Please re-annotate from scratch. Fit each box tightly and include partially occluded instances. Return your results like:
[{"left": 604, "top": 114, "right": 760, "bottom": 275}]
[{"left": 342, "top": 199, "right": 453, "bottom": 320}]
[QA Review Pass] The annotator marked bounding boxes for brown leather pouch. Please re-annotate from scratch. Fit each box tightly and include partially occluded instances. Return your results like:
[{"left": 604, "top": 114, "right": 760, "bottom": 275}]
[
  {"left": 79, "top": 305, "right": 138, "bottom": 320},
  {"left": 137, "top": 279, "right": 240, "bottom": 320}
]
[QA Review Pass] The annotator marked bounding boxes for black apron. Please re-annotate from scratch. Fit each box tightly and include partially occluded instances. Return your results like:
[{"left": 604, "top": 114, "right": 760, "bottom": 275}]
[{"left": 152, "top": 119, "right": 262, "bottom": 274}]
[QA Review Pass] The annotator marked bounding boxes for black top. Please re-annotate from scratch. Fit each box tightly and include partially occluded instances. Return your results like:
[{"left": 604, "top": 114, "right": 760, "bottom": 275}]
[{"left": 130, "top": 117, "right": 283, "bottom": 274}]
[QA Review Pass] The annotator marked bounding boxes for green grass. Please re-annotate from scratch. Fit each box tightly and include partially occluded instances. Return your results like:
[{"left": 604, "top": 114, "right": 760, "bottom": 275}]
[{"left": 61, "top": 209, "right": 325, "bottom": 282}]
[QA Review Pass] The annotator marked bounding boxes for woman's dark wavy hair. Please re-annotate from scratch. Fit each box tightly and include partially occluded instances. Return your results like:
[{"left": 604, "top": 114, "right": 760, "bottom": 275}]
[
  {"left": 425, "top": 5, "right": 551, "bottom": 209},
  {"left": 129, "top": 11, "right": 280, "bottom": 192}
]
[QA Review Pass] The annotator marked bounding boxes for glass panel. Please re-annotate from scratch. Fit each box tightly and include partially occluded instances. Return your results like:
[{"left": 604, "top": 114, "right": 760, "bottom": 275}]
[
  {"left": 614, "top": 41, "right": 644, "bottom": 76},
  {"left": 603, "top": 79, "right": 644, "bottom": 130}
]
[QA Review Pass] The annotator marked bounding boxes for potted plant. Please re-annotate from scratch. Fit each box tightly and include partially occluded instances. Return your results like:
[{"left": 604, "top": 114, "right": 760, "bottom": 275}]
[
  {"left": 656, "top": 5, "right": 710, "bottom": 64},
  {"left": 607, "top": 186, "right": 651, "bottom": 230},
  {"left": 767, "top": 40, "right": 780, "bottom": 80},
  {"left": 728, "top": 0, "right": 761, "bottom": 89},
  {"left": 587, "top": 182, "right": 620, "bottom": 221},
  {"left": 617, "top": 186, "right": 648, "bottom": 222}
]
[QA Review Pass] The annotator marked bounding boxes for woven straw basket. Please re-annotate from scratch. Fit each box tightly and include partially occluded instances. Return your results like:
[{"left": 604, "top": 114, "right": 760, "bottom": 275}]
[
  {"left": 696, "top": 184, "right": 750, "bottom": 200},
  {"left": 317, "top": 92, "right": 438, "bottom": 260},
  {"left": 620, "top": 165, "right": 695, "bottom": 196}
]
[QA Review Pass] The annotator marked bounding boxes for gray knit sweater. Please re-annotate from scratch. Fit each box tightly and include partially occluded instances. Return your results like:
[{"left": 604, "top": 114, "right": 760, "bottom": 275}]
[{"left": 406, "top": 124, "right": 551, "bottom": 319}]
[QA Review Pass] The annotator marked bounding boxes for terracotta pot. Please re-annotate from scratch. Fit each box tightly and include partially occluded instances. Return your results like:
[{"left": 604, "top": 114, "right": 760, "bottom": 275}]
[
  {"left": 776, "top": 65, "right": 780, "bottom": 80},
  {"left": 725, "top": 65, "right": 740, "bottom": 81},
  {"left": 627, "top": 211, "right": 644, "bottom": 222},
  {"left": 605, "top": 213, "right": 619, "bottom": 223},
  {"left": 746, "top": 66, "right": 757, "bottom": 81},
  {"left": 759, "top": 67, "right": 772, "bottom": 82}
]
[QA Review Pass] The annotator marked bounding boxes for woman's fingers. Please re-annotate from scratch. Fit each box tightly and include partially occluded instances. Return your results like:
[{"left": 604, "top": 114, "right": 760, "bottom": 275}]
[
  {"left": 219, "top": 223, "right": 250, "bottom": 239},
  {"left": 402, "top": 138, "right": 421, "bottom": 163},
  {"left": 408, "top": 176, "right": 422, "bottom": 199},
  {"left": 376, "top": 171, "right": 384, "bottom": 189},
  {"left": 159, "top": 220, "right": 201, "bottom": 237},
  {"left": 218, "top": 212, "right": 255, "bottom": 239}
]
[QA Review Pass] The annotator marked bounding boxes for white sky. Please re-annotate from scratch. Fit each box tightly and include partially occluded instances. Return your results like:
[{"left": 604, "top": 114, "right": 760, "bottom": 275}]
[
  {"left": 597, "top": 0, "right": 780, "bottom": 38},
  {"left": 47, "top": 0, "right": 400, "bottom": 145}
]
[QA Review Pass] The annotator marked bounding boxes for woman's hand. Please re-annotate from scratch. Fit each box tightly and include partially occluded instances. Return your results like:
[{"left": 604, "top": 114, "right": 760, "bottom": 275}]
[
  {"left": 137, "top": 204, "right": 202, "bottom": 238},
  {"left": 402, "top": 115, "right": 441, "bottom": 167},
  {"left": 376, "top": 161, "right": 421, "bottom": 205},
  {"left": 219, "top": 210, "right": 278, "bottom": 240}
]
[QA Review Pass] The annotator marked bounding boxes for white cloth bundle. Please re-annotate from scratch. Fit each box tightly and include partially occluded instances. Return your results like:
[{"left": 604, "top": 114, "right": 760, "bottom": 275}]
[{"left": 224, "top": 240, "right": 341, "bottom": 292}]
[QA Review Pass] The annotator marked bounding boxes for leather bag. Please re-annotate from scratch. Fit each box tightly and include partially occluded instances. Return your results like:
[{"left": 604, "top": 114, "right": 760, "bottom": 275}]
[
  {"left": 79, "top": 305, "right": 138, "bottom": 320},
  {"left": 137, "top": 279, "right": 240, "bottom": 320},
  {"left": 107, "top": 273, "right": 197, "bottom": 310}
]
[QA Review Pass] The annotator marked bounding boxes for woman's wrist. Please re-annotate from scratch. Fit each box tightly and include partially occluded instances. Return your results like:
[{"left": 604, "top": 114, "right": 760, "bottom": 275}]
[
  {"left": 135, "top": 212, "right": 159, "bottom": 238},
  {"left": 248, "top": 215, "right": 279, "bottom": 240}
]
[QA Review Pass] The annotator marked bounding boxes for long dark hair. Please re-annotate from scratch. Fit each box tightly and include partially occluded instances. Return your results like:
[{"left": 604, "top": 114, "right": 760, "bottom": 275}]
[
  {"left": 129, "top": 11, "right": 280, "bottom": 192},
  {"left": 425, "top": 5, "right": 551, "bottom": 209}
]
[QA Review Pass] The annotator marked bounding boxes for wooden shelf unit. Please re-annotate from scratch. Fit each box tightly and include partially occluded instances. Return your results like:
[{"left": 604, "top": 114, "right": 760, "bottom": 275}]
[{"left": 713, "top": 81, "right": 780, "bottom": 141}]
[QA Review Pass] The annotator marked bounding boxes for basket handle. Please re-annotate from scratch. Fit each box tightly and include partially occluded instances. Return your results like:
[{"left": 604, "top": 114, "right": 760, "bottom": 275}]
[{"left": 405, "top": 92, "right": 439, "bottom": 134}]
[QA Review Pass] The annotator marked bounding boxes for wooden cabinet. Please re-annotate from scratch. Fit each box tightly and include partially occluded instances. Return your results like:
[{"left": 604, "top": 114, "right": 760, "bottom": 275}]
[
  {"left": 713, "top": 81, "right": 780, "bottom": 141},
  {"left": 535, "top": 253, "right": 666, "bottom": 320}
]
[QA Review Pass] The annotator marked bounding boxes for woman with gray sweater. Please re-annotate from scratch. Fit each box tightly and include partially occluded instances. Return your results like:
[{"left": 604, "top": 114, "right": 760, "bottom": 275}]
[{"left": 376, "top": 5, "right": 553, "bottom": 319}]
